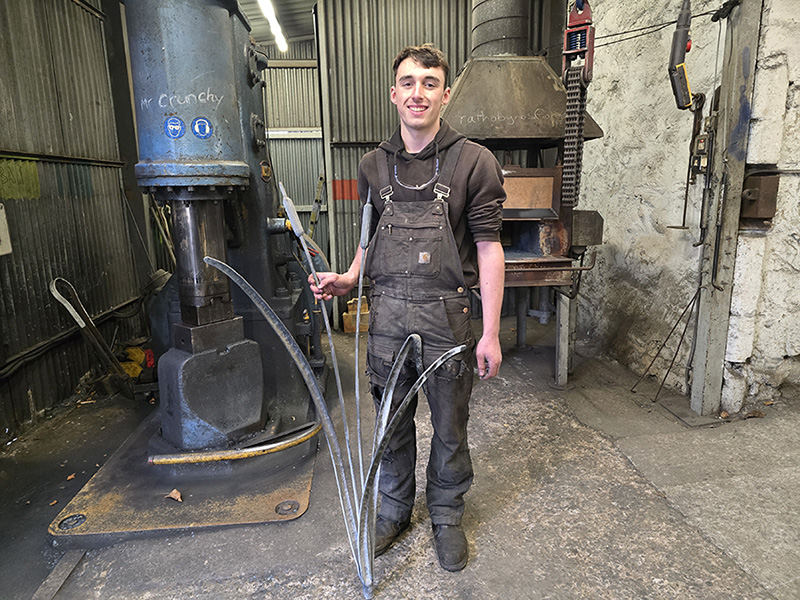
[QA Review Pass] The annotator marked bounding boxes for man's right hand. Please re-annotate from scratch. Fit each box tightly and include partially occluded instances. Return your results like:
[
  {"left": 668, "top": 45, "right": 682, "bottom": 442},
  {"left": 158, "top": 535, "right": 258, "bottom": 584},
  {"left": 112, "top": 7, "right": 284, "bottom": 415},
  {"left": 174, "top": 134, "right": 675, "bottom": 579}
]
[{"left": 309, "top": 272, "right": 356, "bottom": 301}]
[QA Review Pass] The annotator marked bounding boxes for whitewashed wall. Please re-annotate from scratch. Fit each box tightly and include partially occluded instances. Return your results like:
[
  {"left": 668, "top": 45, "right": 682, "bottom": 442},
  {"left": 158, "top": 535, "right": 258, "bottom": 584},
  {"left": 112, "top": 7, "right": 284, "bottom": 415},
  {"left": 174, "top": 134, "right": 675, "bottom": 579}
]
[
  {"left": 576, "top": 0, "right": 721, "bottom": 390},
  {"left": 575, "top": 0, "right": 798, "bottom": 408},
  {"left": 722, "top": 0, "right": 800, "bottom": 410}
]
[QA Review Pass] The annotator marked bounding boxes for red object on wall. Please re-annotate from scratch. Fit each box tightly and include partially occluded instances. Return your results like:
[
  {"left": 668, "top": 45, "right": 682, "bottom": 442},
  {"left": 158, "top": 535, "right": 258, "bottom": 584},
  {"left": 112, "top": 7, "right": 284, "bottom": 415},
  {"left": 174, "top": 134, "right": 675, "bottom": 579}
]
[{"left": 332, "top": 179, "right": 359, "bottom": 201}]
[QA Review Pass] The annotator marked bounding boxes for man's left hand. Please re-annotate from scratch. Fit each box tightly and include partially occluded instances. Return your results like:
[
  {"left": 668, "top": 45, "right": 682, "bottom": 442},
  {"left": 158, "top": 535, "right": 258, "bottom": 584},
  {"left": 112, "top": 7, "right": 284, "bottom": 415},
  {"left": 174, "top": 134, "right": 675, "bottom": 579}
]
[{"left": 475, "top": 335, "right": 502, "bottom": 380}]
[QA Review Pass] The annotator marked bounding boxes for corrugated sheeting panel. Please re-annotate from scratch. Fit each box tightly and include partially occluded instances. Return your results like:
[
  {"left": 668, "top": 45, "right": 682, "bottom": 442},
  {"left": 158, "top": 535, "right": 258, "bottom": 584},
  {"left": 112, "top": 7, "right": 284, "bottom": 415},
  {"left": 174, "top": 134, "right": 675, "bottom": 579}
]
[
  {"left": 268, "top": 138, "right": 329, "bottom": 255},
  {"left": 265, "top": 67, "right": 320, "bottom": 128},
  {"left": 1, "top": 162, "right": 136, "bottom": 357},
  {"left": 328, "top": 146, "right": 365, "bottom": 273},
  {"left": 269, "top": 139, "right": 324, "bottom": 205},
  {"left": 1, "top": 315, "right": 142, "bottom": 439},
  {"left": 0, "top": 0, "right": 119, "bottom": 160},
  {"left": 320, "top": 0, "right": 471, "bottom": 145},
  {"left": 77, "top": 0, "right": 104, "bottom": 14},
  {"left": 47, "top": 0, "right": 119, "bottom": 160},
  {"left": 1, "top": 0, "right": 141, "bottom": 444},
  {"left": 1, "top": 161, "right": 139, "bottom": 434},
  {"left": 0, "top": 2, "right": 62, "bottom": 155},
  {"left": 263, "top": 36, "right": 326, "bottom": 256}
]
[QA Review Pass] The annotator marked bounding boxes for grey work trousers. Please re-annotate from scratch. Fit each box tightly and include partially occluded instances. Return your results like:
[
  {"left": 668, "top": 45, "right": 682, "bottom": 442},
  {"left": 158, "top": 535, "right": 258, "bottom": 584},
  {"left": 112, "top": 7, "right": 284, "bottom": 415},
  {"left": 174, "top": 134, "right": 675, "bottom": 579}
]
[{"left": 367, "top": 291, "right": 475, "bottom": 527}]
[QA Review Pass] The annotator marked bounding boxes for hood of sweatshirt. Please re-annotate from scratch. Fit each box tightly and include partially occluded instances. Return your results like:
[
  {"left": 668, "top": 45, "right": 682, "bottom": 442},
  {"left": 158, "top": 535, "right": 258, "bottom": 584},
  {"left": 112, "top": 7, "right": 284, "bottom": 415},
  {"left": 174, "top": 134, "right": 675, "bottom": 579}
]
[{"left": 378, "top": 120, "right": 466, "bottom": 162}]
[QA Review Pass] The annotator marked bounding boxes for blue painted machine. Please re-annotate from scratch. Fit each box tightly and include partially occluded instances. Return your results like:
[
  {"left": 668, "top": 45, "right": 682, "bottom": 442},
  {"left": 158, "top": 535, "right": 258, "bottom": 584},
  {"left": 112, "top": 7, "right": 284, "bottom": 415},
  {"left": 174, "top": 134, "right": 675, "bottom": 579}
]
[{"left": 125, "top": 0, "right": 320, "bottom": 454}]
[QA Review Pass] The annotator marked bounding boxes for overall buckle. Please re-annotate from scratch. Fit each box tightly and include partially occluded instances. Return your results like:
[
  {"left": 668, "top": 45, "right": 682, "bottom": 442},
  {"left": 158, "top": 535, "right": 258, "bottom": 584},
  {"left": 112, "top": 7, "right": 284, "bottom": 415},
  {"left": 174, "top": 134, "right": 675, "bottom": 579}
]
[
  {"left": 433, "top": 183, "right": 450, "bottom": 201},
  {"left": 379, "top": 185, "right": 394, "bottom": 201}
]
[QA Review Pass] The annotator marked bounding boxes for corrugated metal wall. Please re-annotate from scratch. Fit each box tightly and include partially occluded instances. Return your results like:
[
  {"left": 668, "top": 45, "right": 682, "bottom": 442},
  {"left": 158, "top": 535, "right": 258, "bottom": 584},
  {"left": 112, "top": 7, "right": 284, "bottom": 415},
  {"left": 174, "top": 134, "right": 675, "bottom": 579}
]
[
  {"left": 0, "top": 1, "right": 119, "bottom": 158},
  {"left": 265, "top": 67, "right": 320, "bottom": 127},
  {"left": 320, "top": 0, "right": 471, "bottom": 145},
  {"left": 327, "top": 146, "right": 368, "bottom": 268},
  {"left": 0, "top": 0, "right": 141, "bottom": 444},
  {"left": 268, "top": 136, "right": 329, "bottom": 252},
  {"left": 317, "top": 0, "right": 472, "bottom": 279},
  {"left": 264, "top": 39, "right": 330, "bottom": 256}
]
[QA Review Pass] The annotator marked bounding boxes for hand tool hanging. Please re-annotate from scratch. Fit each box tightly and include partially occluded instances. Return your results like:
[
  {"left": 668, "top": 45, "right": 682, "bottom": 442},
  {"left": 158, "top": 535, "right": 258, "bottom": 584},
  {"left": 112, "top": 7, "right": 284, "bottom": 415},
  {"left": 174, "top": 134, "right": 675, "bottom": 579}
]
[
  {"left": 667, "top": 0, "right": 712, "bottom": 231},
  {"left": 50, "top": 278, "right": 133, "bottom": 398},
  {"left": 690, "top": 86, "right": 718, "bottom": 247},
  {"left": 561, "top": 0, "right": 595, "bottom": 208},
  {"left": 668, "top": 0, "right": 694, "bottom": 110},
  {"left": 307, "top": 169, "right": 326, "bottom": 240},
  {"left": 668, "top": 93, "right": 707, "bottom": 230}
]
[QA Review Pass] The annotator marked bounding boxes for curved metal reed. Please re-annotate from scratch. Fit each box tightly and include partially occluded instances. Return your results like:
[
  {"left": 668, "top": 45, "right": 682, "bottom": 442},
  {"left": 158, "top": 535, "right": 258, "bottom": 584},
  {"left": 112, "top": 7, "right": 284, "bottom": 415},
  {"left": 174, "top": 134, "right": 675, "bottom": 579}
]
[{"left": 203, "top": 186, "right": 466, "bottom": 598}]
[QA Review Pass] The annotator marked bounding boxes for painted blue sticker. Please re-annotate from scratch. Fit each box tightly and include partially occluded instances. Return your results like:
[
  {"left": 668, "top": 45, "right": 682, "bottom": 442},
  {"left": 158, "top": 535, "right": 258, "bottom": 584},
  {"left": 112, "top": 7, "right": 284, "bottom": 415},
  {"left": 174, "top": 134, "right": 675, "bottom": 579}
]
[
  {"left": 164, "top": 117, "right": 185, "bottom": 139},
  {"left": 192, "top": 117, "right": 213, "bottom": 139}
]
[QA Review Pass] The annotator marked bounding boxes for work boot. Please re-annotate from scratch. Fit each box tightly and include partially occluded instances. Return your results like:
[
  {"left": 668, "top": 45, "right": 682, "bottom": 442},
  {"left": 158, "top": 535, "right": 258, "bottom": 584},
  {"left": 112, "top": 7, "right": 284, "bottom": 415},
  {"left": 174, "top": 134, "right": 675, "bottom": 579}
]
[
  {"left": 374, "top": 516, "right": 411, "bottom": 557},
  {"left": 432, "top": 524, "right": 468, "bottom": 571}
]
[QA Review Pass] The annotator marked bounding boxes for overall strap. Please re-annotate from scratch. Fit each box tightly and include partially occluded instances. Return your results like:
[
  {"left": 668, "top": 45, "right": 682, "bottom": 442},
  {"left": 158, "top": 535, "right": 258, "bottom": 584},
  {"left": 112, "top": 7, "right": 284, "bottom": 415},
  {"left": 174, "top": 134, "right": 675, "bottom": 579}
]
[
  {"left": 375, "top": 148, "right": 393, "bottom": 201},
  {"left": 433, "top": 137, "right": 467, "bottom": 201}
]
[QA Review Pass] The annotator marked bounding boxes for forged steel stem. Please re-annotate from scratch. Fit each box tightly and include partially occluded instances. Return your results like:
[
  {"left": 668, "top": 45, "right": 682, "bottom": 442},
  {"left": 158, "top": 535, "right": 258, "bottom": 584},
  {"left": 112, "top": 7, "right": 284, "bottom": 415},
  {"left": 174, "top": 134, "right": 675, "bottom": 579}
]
[
  {"left": 355, "top": 192, "right": 373, "bottom": 489},
  {"left": 280, "top": 184, "right": 361, "bottom": 511},
  {"left": 314, "top": 277, "right": 359, "bottom": 501},
  {"left": 272, "top": 183, "right": 467, "bottom": 599},
  {"left": 359, "top": 338, "right": 466, "bottom": 597},
  {"left": 203, "top": 256, "right": 360, "bottom": 567},
  {"left": 371, "top": 333, "right": 424, "bottom": 457},
  {"left": 361, "top": 333, "right": 421, "bottom": 593}
]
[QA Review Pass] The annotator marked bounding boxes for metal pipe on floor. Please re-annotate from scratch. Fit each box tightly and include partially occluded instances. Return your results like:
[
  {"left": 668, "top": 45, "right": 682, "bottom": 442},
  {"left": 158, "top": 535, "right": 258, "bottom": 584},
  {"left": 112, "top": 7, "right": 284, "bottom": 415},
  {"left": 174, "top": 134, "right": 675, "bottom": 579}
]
[{"left": 147, "top": 422, "right": 322, "bottom": 465}]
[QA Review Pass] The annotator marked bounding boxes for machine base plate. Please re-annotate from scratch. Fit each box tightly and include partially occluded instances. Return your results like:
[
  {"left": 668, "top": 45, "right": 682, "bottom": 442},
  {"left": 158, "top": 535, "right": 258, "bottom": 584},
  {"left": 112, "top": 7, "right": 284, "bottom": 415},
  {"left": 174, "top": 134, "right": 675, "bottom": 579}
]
[{"left": 48, "top": 412, "right": 317, "bottom": 547}]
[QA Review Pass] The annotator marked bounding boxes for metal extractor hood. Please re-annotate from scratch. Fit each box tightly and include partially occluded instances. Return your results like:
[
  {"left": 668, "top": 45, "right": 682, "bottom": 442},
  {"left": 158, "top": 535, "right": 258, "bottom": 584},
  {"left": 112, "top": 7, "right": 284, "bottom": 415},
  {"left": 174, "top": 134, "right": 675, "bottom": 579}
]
[{"left": 442, "top": 55, "right": 603, "bottom": 147}]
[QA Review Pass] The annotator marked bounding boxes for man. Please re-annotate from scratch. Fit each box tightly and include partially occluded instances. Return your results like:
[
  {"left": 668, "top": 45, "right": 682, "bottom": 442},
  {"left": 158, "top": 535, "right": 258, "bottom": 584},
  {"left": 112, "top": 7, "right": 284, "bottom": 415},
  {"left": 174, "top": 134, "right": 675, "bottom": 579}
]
[{"left": 311, "top": 44, "right": 505, "bottom": 571}]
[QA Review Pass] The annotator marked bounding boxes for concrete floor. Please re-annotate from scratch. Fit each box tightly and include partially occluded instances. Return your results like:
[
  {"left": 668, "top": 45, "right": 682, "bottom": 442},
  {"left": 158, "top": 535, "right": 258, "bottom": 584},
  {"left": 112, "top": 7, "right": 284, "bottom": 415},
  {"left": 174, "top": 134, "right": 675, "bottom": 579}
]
[{"left": 3, "top": 317, "right": 798, "bottom": 599}]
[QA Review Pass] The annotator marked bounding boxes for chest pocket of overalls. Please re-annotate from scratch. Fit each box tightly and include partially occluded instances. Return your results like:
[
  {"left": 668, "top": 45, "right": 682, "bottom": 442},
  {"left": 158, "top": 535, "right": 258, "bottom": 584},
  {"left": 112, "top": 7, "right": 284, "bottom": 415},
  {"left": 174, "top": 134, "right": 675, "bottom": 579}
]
[{"left": 379, "top": 222, "right": 442, "bottom": 279}]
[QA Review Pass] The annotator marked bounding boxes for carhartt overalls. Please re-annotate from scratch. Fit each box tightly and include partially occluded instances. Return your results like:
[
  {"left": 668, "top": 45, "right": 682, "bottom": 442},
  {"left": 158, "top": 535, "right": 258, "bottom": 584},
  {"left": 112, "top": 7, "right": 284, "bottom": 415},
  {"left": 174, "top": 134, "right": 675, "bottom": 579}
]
[{"left": 365, "top": 139, "right": 476, "bottom": 527}]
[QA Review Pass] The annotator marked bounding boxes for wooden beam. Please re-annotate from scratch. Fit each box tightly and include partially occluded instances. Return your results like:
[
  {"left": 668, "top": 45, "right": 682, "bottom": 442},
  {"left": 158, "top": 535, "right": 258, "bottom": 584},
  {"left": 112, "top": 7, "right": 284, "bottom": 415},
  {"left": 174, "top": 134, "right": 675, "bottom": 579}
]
[
  {"left": 555, "top": 291, "right": 570, "bottom": 387},
  {"left": 691, "top": 0, "right": 764, "bottom": 415}
]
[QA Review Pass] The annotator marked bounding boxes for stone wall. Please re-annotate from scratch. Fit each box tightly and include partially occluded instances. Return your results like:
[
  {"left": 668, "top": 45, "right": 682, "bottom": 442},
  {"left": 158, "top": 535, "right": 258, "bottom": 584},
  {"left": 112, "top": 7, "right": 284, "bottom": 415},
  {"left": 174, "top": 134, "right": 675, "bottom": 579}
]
[
  {"left": 723, "top": 0, "right": 800, "bottom": 410},
  {"left": 577, "top": 0, "right": 720, "bottom": 391},
  {"left": 575, "top": 0, "right": 798, "bottom": 406}
]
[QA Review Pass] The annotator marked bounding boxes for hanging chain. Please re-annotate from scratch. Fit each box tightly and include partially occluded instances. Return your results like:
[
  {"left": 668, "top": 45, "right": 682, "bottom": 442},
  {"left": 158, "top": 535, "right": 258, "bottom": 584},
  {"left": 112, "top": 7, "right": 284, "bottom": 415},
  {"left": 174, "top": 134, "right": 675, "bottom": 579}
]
[{"left": 561, "top": 65, "right": 588, "bottom": 208}]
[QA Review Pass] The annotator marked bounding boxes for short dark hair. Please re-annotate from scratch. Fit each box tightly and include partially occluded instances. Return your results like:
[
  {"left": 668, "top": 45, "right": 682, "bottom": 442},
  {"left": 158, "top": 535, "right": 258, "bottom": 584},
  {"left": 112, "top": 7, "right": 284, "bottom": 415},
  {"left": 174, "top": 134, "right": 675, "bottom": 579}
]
[{"left": 392, "top": 44, "right": 450, "bottom": 85}]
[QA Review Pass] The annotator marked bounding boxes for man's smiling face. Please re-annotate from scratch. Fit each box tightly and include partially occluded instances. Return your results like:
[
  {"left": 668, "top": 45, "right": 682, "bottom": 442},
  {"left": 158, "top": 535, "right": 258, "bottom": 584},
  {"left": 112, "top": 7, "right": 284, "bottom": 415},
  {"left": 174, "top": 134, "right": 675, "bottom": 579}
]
[{"left": 391, "top": 57, "right": 450, "bottom": 137}]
